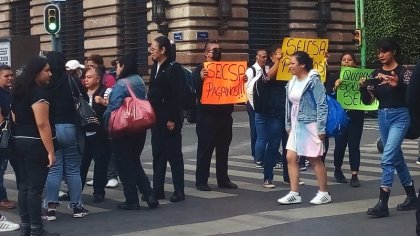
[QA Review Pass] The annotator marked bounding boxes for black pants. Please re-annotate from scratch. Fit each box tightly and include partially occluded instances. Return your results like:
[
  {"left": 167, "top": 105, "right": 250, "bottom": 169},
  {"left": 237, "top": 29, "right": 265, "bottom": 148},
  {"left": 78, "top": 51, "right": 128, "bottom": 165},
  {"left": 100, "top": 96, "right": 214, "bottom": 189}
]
[
  {"left": 80, "top": 134, "right": 110, "bottom": 196},
  {"left": 111, "top": 132, "right": 152, "bottom": 204},
  {"left": 334, "top": 110, "right": 364, "bottom": 171},
  {"left": 196, "top": 113, "right": 232, "bottom": 185},
  {"left": 151, "top": 119, "right": 184, "bottom": 194},
  {"left": 13, "top": 138, "right": 49, "bottom": 226}
]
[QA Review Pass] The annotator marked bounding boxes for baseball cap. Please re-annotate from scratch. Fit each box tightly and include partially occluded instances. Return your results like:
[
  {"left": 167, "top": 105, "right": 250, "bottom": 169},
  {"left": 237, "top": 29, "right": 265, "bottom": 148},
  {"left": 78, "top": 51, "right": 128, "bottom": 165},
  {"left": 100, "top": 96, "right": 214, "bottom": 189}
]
[{"left": 65, "top": 60, "right": 85, "bottom": 70}]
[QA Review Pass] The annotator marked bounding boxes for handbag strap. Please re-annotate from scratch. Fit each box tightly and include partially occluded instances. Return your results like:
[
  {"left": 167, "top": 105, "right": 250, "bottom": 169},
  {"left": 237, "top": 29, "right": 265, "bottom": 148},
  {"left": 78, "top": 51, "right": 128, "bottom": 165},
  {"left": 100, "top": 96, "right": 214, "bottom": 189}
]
[
  {"left": 68, "top": 75, "right": 83, "bottom": 97},
  {"left": 121, "top": 79, "right": 139, "bottom": 100}
]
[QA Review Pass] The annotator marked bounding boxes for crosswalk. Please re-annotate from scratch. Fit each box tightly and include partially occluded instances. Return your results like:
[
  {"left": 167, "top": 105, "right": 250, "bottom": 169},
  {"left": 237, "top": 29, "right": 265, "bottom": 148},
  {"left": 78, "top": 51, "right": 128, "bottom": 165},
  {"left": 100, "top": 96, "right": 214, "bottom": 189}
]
[{"left": 3, "top": 118, "right": 420, "bottom": 218}]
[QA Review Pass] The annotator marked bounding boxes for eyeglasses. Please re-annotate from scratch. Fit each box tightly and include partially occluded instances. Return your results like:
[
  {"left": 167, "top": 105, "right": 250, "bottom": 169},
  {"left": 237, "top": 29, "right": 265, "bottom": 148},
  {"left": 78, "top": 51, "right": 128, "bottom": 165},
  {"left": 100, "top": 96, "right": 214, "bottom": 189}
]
[{"left": 148, "top": 47, "right": 159, "bottom": 52}]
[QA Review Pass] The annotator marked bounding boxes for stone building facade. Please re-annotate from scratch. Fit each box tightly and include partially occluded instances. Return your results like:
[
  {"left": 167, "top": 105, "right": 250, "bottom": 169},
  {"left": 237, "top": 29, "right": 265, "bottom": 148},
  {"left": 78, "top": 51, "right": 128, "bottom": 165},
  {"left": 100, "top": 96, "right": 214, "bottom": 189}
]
[{"left": 0, "top": 0, "right": 356, "bottom": 78}]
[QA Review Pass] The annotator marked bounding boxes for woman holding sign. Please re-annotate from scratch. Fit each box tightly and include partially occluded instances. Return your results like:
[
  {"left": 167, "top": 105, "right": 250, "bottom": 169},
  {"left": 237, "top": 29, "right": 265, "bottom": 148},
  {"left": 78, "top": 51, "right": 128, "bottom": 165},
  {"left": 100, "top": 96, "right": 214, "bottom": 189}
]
[
  {"left": 277, "top": 51, "right": 331, "bottom": 205},
  {"left": 360, "top": 38, "right": 416, "bottom": 218},
  {"left": 326, "top": 52, "right": 364, "bottom": 187}
]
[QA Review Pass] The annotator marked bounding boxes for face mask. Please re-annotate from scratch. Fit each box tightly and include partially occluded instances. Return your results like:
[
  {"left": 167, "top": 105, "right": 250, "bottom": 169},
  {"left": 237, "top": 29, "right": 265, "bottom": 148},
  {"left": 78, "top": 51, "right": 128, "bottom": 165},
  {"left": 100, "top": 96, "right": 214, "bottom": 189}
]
[{"left": 211, "top": 48, "right": 222, "bottom": 61}]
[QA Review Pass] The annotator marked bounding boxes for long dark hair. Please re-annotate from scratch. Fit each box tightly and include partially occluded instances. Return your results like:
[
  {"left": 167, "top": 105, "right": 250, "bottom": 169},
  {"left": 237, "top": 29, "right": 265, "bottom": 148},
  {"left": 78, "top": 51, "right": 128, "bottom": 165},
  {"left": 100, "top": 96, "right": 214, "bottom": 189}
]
[
  {"left": 117, "top": 52, "right": 138, "bottom": 79},
  {"left": 292, "top": 51, "right": 313, "bottom": 71},
  {"left": 340, "top": 51, "right": 357, "bottom": 65},
  {"left": 154, "top": 36, "right": 173, "bottom": 61},
  {"left": 11, "top": 56, "right": 48, "bottom": 98}
]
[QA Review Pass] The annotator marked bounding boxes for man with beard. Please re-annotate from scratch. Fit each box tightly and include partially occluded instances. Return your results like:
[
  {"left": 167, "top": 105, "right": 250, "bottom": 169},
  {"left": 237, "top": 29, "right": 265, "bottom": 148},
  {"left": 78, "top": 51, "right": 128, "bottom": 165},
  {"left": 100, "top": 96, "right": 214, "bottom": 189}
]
[{"left": 193, "top": 40, "right": 238, "bottom": 191}]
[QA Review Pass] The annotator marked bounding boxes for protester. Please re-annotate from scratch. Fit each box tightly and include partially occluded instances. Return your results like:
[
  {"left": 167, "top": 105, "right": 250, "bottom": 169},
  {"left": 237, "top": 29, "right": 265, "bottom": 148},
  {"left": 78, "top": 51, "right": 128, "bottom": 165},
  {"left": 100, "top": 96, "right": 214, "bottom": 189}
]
[
  {"left": 43, "top": 52, "right": 88, "bottom": 221},
  {"left": 79, "top": 67, "right": 110, "bottom": 203},
  {"left": 251, "top": 47, "right": 288, "bottom": 188},
  {"left": 277, "top": 51, "right": 331, "bottom": 205},
  {"left": 326, "top": 52, "right": 364, "bottom": 187},
  {"left": 245, "top": 49, "right": 269, "bottom": 165},
  {"left": 148, "top": 36, "right": 185, "bottom": 202},
  {"left": 360, "top": 38, "right": 416, "bottom": 217},
  {"left": 193, "top": 40, "right": 238, "bottom": 191},
  {"left": 407, "top": 60, "right": 420, "bottom": 235},
  {"left": 103, "top": 53, "right": 159, "bottom": 210},
  {"left": 0, "top": 65, "right": 16, "bottom": 209},
  {"left": 11, "top": 56, "right": 59, "bottom": 235}
]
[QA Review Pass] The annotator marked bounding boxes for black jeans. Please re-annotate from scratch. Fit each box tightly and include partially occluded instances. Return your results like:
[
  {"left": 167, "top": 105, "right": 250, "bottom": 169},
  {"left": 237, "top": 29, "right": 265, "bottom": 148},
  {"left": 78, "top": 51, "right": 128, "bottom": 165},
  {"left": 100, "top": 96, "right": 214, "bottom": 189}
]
[
  {"left": 151, "top": 119, "right": 184, "bottom": 194},
  {"left": 196, "top": 113, "right": 232, "bottom": 185},
  {"left": 111, "top": 132, "right": 152, "bottom": 204},
  {"left": 13, "top": 138, "right": 49, "bottom": 226},
  {"left": 80, "top": 134, "right": 110, "bottom": 196},
  {"left": 333, "top": 110, "right": 364, "bottom": 172}
]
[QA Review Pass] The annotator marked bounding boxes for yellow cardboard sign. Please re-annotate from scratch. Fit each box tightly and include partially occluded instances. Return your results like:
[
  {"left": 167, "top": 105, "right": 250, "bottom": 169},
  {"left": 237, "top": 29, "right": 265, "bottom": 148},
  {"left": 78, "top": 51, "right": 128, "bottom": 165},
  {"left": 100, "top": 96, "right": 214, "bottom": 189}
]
[{"left": 276, "top": 37, "right": 328, "bottom": 82}]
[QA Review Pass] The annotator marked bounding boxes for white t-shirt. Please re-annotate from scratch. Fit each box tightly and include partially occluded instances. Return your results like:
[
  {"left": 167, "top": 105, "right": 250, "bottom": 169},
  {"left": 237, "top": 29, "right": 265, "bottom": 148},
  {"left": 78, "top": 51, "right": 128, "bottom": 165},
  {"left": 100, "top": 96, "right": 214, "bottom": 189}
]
[{"left": 245, "top": 62, "right": 270, "bottom": 108}]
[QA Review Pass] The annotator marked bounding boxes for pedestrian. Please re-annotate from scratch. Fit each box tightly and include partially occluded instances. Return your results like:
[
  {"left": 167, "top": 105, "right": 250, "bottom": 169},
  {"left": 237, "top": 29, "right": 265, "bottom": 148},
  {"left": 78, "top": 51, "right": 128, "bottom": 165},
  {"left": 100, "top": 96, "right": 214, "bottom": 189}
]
[
  {"left": 251, "top": 47, "right": 288, "bottom": 188},
  {"left": 11, "top": 56, "right": 59, "bottom": 235},
  {"left": 407, "top": 60, "right": 420, "bottom": 235},
  {"left": 148, "top": 36, "right": 185, "bottom": 202},
  {"left": 277, "top": 51, "right": 331, "bottom": 205},
  {"left": 0, "top": 65, "right": 17, "bottom": 210},
  {"left": 193, "top": 40, "right": 238, "bottom": 191},
  {"left": 360, "top": 37, "right": 416, "bottom": 218},
  {"left": 245, "top": 49, "right": 269, "bottom": 165},
  {"left": 79, "top": 67, "right": 110, "bottom": 203},
  {"left": 43, "top": 52, "right": 89, "bottom": 221},
  {"left": 326, "top": 52, "right": 364, "bottom": 187},
  {"left": 86, "top": 55, "right": 119, "bottom": 189},
  {"left": 103, "top": 52, "right": 159, "bottom": 210}
]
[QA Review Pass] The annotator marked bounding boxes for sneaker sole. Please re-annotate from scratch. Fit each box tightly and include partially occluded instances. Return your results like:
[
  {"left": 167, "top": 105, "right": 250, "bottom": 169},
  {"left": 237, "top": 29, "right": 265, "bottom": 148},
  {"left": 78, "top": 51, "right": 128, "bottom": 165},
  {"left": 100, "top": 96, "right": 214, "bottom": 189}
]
[
  {"left": 73, "top": 213, "right": 88, "bottom": 218},
  {"left": 310, "top": 199, "right": 331, "bottom": 205},
  {"left": 277, "top": 200, "right": 302, "bottom": 205},
  {"left": 416, "top": 161, "right": 420, "bottom": 165},
  {"left": 263, "top": 185, "right": 275, "bottom": 188}
]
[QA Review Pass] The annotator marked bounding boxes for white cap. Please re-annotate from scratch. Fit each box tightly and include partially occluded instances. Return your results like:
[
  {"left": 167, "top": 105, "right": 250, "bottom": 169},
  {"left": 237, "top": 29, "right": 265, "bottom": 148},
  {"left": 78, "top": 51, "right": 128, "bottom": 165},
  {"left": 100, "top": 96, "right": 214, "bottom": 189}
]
[{"left": 65, "top": 60, "right": 85, "bottom": 70}]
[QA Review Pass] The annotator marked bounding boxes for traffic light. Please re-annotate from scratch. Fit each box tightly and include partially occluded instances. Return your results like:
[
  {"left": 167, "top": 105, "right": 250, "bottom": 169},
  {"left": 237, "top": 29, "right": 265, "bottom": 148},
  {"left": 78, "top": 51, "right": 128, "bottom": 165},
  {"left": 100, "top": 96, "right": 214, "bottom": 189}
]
[
  {"left": 352, "top": 29, "right": 362, "bottom": 47},
  {"left": 44, "top": 4, "right": 61, "bottom": 35}
]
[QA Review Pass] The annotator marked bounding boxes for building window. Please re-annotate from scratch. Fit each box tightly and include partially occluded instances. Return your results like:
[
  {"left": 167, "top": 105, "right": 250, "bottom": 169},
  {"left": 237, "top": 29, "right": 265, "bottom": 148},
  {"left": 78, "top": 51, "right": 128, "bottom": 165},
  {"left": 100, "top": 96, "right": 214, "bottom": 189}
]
[
  {"left": 10, "top": 0, "right": 31, "bottom": 36},
  {"left": 118, "top": 0, "right": 148, "bottom": 76},
  {"left": 248, "top": 0, "right": 289, "bottom": 61},
  {"left": 60, "top": 0, "right": 85, "bottom": 63}
]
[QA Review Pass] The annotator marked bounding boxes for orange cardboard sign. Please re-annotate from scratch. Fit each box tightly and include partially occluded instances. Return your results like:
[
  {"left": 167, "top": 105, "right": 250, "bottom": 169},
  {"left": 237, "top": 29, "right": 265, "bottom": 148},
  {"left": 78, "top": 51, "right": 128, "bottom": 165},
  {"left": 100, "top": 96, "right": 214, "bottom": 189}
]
[{"left": 201, "top": 61, "right": 247, "bottom": 104}]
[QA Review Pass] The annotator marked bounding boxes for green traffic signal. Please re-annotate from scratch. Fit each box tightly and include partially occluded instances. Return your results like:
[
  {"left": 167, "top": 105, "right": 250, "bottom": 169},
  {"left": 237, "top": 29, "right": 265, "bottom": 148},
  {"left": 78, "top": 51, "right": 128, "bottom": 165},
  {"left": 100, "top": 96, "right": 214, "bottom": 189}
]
[{"left": 44, "top": 4, "right": 61, "bottom": 34}]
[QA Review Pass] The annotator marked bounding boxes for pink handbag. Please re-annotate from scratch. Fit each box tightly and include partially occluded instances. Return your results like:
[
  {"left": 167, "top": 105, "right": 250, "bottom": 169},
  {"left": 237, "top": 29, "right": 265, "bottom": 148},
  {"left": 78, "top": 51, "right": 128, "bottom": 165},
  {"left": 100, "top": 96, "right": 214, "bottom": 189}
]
[{"left": 108, "top": 79, "right": 156, "bottom": 138}]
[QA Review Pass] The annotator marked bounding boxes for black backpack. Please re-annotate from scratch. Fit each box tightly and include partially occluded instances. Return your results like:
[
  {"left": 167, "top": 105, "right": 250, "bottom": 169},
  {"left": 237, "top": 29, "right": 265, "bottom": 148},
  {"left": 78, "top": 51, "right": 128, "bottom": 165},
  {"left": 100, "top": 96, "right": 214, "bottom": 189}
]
[{"left": 167, "top": 62, "right": 197, "bottom": 123}]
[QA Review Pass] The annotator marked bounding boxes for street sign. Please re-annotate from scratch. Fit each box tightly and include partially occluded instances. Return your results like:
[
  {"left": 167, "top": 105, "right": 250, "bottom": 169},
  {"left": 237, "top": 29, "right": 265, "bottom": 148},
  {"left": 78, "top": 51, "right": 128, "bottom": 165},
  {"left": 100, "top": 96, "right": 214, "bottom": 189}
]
[
  {"left": 174, "top": 32, "right": 183, "bottom": 41},
  {"left": 196, "top": 31, "right": 209, "bottom": 41}
]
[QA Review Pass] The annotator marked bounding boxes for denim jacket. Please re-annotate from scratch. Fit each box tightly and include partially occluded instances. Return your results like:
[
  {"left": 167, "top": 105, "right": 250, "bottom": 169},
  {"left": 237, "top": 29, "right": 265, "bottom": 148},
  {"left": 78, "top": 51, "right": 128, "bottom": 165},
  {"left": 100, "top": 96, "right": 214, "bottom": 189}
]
[
  {"left": 285, "top": 70, "right": 327, "bottom": 134},
  {"left": 103, "top": 74, "right": 147, "bottom": 130}
]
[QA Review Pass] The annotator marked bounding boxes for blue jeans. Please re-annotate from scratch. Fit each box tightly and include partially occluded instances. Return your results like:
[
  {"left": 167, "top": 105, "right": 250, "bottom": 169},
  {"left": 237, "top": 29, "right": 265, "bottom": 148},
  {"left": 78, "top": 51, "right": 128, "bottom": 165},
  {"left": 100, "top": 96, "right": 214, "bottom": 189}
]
[
  {"left": 254, "top": 113, "right": 283, "bottom": 181},
  {"left": 246, "top": 102, "right": 257, "bottom": 160},
  {"left": 378, "top": 107, "right": 412, "bottom": 189},
  {"left": 44, "top": 124, "right": 83, "bottom": 208}
]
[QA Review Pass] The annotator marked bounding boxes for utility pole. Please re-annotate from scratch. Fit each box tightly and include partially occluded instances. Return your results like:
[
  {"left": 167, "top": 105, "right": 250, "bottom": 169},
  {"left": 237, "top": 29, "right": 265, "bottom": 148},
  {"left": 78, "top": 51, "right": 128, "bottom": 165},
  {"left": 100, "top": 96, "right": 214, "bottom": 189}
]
[{"left": 354, "top": 0, "right": 366, "bottom": 67}]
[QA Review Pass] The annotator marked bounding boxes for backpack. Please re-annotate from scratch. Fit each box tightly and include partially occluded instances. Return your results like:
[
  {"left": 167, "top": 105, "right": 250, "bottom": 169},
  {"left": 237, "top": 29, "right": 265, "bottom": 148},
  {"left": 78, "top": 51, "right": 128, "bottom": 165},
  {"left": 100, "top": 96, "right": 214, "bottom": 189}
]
[
  {"left": 167, "top": 62, "right": 197, "bottom": 123},
  {"left": 325, "top": 95, "right": 350, "bottom": 138}
]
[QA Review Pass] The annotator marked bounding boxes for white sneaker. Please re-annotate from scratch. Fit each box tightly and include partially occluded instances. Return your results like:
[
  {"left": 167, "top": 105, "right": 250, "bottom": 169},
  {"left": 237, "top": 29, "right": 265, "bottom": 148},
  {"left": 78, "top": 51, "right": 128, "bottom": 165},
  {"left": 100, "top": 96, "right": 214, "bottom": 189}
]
[
  {"left": 0, "top": 216, "right": 20, "bottom": 232},
  {"left": 310, "top": 191, "right": 332, "bottom": 205},
  {"left": 86, "top": 180, "right": 94, "bottom": 186},
  {"left": 263, "top": 180, "right": 275, "bottom": 188},
  {"left": 106, "top": 178, "right": 119, "bottom": 188},
  {"left": 277, "top": 191, "right": 302, "bottom": 205}
]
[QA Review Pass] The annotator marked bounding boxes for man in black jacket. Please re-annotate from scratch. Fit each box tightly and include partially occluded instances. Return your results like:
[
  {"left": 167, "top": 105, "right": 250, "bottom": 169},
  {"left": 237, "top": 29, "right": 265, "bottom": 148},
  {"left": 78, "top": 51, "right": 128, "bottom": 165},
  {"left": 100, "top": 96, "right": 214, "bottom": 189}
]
[{"left": 193, "top": 40, "right": 238, "bottom": 191}]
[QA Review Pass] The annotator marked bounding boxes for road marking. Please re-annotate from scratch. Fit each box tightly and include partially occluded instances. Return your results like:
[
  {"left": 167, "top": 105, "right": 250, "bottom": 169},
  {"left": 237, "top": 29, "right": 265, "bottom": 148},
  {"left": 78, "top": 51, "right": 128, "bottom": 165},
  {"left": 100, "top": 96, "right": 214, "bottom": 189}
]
[{"left": 116, "top": 195, "right": 406, "bottom": 236}]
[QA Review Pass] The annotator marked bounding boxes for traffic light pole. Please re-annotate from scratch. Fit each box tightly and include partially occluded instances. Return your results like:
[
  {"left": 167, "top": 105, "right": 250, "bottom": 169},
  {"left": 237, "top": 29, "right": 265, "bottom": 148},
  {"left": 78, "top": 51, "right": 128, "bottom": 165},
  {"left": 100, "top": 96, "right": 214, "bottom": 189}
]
[
  {"left": 52, "top": 34, "right": 61, "bottom": 52},
  {"left": 359, "top": 0, "right": 366, "bottom": 67}
]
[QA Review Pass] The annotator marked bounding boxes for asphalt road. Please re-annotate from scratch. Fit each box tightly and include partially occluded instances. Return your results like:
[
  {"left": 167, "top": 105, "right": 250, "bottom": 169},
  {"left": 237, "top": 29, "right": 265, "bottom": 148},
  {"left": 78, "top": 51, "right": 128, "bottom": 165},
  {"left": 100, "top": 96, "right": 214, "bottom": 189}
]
[{"left": 2, "top": 111, "right": 419, "bottom": 236}]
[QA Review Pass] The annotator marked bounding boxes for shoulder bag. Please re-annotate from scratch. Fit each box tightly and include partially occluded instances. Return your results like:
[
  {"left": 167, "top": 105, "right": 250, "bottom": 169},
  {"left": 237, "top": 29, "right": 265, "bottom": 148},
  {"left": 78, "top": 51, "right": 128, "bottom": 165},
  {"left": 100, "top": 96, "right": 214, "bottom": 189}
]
[
  {"left": 0, "top": 110, "right": 12, "bottom": 149},
  {"left": 108, "top": 79, "right": 156, "bottom": 138}
]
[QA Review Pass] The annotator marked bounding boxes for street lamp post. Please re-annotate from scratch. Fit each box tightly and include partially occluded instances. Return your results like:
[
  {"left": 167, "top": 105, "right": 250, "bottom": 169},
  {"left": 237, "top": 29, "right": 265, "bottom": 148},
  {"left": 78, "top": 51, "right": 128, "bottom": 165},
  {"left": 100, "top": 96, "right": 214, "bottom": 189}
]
[
  {"left": 152, "top": 0, "right": 169, "bottom": 36},
  {"left": 217, "top": 0, "right": 232, "bottom": 35}
]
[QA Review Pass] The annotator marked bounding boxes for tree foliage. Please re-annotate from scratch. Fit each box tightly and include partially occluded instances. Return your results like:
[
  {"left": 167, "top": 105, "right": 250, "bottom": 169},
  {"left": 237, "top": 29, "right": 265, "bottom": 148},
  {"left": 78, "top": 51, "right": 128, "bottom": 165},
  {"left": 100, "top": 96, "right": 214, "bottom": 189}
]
[{"left": 365, "top": 0, "right": 420, "bottom": 64}]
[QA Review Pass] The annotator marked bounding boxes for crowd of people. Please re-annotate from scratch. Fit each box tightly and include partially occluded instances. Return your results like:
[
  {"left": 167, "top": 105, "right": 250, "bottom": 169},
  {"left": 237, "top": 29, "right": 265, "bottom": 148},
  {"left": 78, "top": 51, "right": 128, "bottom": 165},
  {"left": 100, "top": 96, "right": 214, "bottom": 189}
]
[{"left": 0, "top": 35, "right": 419, "bottom": 235}]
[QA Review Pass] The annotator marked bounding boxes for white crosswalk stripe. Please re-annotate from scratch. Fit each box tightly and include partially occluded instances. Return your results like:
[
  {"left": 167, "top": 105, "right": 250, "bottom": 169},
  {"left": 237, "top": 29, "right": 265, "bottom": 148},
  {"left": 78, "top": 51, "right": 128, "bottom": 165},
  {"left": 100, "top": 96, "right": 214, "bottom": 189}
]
[{"left": 3, "top": 118, "right": 420, "bottom": 218}]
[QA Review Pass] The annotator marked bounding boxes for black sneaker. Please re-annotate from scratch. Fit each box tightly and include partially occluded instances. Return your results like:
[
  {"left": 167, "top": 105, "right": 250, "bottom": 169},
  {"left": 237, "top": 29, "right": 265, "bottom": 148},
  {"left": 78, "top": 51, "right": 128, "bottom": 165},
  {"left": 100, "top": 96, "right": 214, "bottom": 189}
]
[
  {"left": 334, "top": 169, "right": 348, "bottom": 183},
  {"left": 350, "top": 175, "right": 361, "bottom": 187},
  {"left": 43, "top": 209, "right": 56, "bottom": 221},
  {"left": 93, "top": 194, "right": 105, "bottom": 203},
  {"left": 255, "top": 161, "right": 263, "bottom": 169},
  {"left": 73, "top": 206, "right": 89, "bottom": 218}
]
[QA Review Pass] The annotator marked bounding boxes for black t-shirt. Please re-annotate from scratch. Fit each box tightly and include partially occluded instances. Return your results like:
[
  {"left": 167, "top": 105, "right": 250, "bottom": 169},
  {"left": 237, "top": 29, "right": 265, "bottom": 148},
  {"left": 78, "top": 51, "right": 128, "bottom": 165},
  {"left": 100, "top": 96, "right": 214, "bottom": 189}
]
[
  {"left": 369, "top": 65, "right": 412, "bottom": 109},
  {"left": 0, "top": 87, "right": 11, "bottom": 118},
  {"left": 12, "top": 85, "right": 54, "bottom": 138}
]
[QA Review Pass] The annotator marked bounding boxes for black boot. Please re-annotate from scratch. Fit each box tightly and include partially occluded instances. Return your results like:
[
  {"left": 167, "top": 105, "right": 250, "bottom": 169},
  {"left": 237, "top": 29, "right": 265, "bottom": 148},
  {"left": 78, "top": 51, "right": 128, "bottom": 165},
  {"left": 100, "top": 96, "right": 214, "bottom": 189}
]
[
  {"left": 397, "top": 184, "right": 417, "bottom": 211},
  {"left": 30, "top": 224, "right": 60, "bottom": 236},
  {"left": 367, "top": 188, "right": 390, "bottom": 218},
  {"left": 20, "top": 223, "right": 30, "bottom": 236}
]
